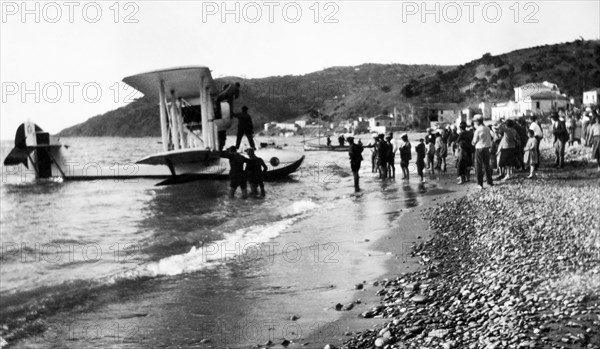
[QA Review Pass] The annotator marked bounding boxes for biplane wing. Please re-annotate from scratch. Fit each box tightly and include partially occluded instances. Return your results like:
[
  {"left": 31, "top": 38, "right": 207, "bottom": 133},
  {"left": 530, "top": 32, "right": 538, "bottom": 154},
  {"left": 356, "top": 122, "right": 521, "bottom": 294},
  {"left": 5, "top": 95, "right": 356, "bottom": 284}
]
[{"left": 122, "top": 66, "right": 213, "bottom": 101}]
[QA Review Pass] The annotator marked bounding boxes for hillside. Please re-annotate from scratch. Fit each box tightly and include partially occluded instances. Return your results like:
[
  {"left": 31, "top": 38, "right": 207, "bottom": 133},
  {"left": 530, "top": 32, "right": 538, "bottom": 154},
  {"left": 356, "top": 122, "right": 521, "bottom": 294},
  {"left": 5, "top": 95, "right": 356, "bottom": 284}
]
[
  {"left": 402, "top": 39, "right": 600, "bottom": 105},
  {"left": 58, "top": 39, "right": 600, "bottom": 137},
  {"left": 57, "top": 63, "right": 452, "bottom": 137}
]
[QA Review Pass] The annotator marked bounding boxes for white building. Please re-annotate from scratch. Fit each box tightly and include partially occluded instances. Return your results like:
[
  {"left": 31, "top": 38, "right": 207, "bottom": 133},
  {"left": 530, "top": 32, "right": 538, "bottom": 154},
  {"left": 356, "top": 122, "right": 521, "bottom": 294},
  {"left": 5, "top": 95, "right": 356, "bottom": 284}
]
[
  {"left": 294, "top": 120, "right": 307, "bottom": 128},
  {"left": 368, "top": 114, "right": 395, "bottom": 129},
  {"left": 275, "top": 123, "right": 297, "bottom": 131},
  {"left": 491, "top": 101, "right": 519, "bottom": 121},
  {"left": 263, "top": 122, "right": 297, "bottom": 132},
  {"left": 514, "top": 81, "right": 559, "bottom": 101},
  {"left": 583, "top": 88, "right": 600, "bottom": 106},
  {"left": 479, "top": 102, "right": 492, "bottom": 120},
  {"left": 519, "top": 91, "right": 569, "bottom": 115},
  {"left": 368, "top": 114, "right": 402, "bottom": 134}
]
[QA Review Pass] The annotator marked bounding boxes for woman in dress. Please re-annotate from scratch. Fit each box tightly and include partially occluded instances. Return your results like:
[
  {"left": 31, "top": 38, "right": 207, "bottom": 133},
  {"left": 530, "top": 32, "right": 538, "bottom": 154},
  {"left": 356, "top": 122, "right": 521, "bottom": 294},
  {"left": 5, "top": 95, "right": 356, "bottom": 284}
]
[
  {"left": 498, "top": 119, "right": 520, "bottom": 180},
  {"left": 588, "top": 114, "right": 600, "bottom": 173}
]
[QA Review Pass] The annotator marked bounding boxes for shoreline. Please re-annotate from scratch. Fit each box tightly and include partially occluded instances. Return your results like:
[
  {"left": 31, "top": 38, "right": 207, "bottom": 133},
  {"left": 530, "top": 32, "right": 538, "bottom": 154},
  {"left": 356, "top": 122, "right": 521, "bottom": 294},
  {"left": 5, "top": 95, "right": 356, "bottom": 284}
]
[
  {"left": 1, "top": 138, "right": 598, "bottom": 349},
  {"left": 310, "top": 167, "right": 477, "bottom": 348},
  {"left": 333, "top": 148, "right": 600, "bottom": 349}
]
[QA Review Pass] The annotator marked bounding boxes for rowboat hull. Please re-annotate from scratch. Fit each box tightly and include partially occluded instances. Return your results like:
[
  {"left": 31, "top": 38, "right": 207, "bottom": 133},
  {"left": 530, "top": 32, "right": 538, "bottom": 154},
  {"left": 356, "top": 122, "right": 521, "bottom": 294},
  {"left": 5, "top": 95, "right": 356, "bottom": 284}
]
[{"left": 303, "top": 143, "right": 350, "bottom": 152}]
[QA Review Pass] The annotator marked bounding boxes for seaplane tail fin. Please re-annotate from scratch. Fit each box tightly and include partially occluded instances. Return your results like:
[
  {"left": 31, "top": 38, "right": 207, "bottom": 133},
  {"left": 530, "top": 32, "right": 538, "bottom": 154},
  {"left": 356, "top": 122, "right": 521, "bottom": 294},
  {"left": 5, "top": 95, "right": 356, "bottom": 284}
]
[
  {"left": 3, "top": 122, "right": 41, "bottom": 167},
  {"left": 3, "top": 122, "right": 65, "bottom": 179}
]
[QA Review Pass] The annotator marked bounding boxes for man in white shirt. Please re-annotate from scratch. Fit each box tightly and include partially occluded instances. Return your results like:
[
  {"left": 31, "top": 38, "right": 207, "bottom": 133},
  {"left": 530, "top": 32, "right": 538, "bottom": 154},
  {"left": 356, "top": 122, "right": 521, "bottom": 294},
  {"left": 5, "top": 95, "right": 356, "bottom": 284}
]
[
  {"left": 582, "top": 113, "right": 590, "bottom": 146},
  {"left": 471, "top": 115, "right": 494, "bottom": 189},
  {"left": 529, "top": 116, "right": 543, "bottom": 169}
]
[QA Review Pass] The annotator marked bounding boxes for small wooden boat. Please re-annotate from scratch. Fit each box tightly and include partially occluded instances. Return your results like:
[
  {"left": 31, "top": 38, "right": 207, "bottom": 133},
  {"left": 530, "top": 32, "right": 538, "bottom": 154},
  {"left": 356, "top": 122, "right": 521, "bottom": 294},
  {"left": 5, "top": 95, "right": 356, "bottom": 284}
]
[{"left": 303, "top": 143, "right": 350, "bottom": 152}]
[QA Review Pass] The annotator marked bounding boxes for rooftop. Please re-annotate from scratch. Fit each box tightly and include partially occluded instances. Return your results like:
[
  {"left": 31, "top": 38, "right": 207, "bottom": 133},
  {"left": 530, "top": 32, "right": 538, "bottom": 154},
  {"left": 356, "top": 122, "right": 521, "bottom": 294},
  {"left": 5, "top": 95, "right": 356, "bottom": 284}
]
[{"left": 525, "top": 91, "right": 569, "bottom": 100}]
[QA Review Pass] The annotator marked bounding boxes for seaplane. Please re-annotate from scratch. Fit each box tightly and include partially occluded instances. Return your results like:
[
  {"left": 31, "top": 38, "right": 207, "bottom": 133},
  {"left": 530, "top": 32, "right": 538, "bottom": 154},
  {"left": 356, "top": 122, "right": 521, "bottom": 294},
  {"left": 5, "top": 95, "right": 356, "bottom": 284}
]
[{"left": 3, "top": 66, "right": 305, "bottom": 186}]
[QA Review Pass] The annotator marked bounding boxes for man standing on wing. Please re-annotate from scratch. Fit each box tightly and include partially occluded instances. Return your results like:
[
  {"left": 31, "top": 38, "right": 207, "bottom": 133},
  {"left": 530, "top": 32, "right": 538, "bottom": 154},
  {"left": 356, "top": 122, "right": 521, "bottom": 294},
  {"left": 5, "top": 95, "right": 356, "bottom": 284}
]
[{"left": 234, "top": 106, "right": 256, "bottom": 150}]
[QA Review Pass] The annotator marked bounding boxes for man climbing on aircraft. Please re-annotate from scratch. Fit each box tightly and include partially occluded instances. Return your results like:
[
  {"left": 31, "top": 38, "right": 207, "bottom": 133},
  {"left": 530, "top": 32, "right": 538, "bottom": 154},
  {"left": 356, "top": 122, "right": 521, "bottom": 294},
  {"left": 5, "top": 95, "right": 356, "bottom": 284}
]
[
  {"left": 216, "top": 82, "right": 240, "bottom": 108},
  {"left": 234, "top": 106, "right": 256, "bottom": 150},
  {"left": 215, "top": 82, "right": 241, "bottom": 151},
  {"left": 221, "top": 146, "right": 249, "bottom": 198}
]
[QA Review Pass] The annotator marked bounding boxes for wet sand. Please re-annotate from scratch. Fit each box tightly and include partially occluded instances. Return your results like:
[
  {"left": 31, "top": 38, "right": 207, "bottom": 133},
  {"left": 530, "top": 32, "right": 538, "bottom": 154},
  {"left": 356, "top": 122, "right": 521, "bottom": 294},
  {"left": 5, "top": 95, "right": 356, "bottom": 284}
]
[{"left": 311, "top": 168, "right": 475, "bottom": 348}]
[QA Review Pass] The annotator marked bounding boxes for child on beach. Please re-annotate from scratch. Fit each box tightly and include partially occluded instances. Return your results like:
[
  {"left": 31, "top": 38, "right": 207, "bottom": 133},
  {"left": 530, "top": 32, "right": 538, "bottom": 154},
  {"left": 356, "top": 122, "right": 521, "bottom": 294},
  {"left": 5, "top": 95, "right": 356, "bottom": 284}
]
[
  {"left": 523, "top": 129, "right": 538, "bottom": 178},
  {"left": 435, "top": 130, "right": 448, "bottom": 172},
  {"left": 415, "top": 139, "right": 426, "bottom": 182},
  {"left": 426, "top": 137, "right": 435, "bottom": 173}
]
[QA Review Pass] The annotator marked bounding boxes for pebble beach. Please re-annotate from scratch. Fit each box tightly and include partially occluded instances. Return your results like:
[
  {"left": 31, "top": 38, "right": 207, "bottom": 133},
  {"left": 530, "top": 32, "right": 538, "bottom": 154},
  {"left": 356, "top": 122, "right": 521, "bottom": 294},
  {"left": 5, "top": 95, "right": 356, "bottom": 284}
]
[{"left": 338, "top": 145, "right": 600, "bottom": 349}]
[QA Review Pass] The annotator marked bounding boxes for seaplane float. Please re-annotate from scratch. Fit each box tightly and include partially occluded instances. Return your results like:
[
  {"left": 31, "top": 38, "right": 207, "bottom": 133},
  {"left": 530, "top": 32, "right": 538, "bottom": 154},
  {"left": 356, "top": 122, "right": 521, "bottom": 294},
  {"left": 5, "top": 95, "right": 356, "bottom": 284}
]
[{"left": 3, "top": 66, "right": 305, "bottom": 186}]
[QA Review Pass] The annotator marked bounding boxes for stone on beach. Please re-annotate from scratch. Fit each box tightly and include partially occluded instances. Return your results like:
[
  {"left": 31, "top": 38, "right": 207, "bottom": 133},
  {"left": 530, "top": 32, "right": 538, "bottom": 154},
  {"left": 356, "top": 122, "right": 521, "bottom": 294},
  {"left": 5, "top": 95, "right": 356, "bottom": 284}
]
[
  {"left": 341, "top": 179, "right": 600, "bottom": 349},
  {"left": 410, "top": 294, "right": 428, "bottom": 304}
]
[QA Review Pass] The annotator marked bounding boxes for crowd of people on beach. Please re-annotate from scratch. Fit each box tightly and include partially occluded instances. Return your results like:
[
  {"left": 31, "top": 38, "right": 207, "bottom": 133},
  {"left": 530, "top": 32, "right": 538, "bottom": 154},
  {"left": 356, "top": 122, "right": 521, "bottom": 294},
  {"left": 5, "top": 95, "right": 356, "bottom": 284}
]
[{"left": 347, "top": 106, "right": 600, "bottom": 191}]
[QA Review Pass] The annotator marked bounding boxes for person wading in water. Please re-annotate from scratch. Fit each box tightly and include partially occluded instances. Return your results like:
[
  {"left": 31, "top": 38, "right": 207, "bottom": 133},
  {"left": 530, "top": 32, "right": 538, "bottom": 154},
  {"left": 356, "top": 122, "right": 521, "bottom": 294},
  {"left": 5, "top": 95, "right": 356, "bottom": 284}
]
[
  {"left": 245, "top": 148, "right": 268, "bottom": 197},
  {"left": 221, "top": 146, "right": 249, "bottom": 198}
]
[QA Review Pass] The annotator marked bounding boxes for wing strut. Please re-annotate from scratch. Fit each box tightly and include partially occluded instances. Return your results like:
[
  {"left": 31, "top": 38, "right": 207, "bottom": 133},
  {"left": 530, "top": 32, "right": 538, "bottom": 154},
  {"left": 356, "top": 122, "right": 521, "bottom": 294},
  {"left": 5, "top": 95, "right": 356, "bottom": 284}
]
[{"left": 164, "top": 158, "right": 176, "bottom": 176}]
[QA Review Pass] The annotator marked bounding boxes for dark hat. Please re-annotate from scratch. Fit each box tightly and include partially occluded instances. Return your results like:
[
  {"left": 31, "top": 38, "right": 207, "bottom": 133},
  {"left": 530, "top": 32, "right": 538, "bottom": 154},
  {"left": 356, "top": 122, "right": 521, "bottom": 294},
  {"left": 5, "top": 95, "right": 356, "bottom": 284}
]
[
  {"left": 347, "top": 136, "right": 355, "bottom": 141},
  {"left": 459, "top": 122, "right": 467, "bottom": 129},
  {"left": 242, "top": 106, "right": 249, "bottom": 112}
]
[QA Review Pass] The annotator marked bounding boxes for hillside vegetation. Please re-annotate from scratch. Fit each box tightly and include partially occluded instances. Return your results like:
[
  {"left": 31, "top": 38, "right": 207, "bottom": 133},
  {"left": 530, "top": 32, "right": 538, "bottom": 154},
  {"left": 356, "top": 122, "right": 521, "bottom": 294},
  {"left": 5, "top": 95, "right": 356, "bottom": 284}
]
[
  {"left": 58, "top": 63, "right": 450, "bottom": 137},
  {"left": 403, "top": 39, "right": 600, "bottom": 105},
  {"left": 58, "top": 40, "right": 600, "bottom": 137}
]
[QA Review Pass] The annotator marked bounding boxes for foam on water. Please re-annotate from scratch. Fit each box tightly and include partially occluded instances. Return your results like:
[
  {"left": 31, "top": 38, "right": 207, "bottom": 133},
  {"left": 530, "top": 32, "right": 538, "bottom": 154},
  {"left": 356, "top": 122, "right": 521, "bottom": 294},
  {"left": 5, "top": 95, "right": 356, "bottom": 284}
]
[
  {"left": 118, "top": 200, "right": 319, "bottom": 279},
  {"left": 275, "top": 199, "right": 320, "bottom": 218}
]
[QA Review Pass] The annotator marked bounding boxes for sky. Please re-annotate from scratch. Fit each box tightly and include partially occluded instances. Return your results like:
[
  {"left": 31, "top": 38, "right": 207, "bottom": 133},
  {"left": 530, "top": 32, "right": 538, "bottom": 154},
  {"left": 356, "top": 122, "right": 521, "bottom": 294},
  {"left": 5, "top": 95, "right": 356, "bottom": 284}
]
[{"left": 1, "top": 0, "right": 599, "bottom": 139}]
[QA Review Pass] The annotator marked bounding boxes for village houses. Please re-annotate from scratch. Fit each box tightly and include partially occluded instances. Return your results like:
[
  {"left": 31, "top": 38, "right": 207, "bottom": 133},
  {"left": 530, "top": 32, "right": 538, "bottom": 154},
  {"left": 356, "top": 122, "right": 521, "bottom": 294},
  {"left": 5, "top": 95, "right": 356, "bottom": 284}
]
[
  {"left": 583, "top": 88, "right": 600, "bottom": 106},
  {"left": 491, "top": 81, "right": 569, "bottom": 120}
]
